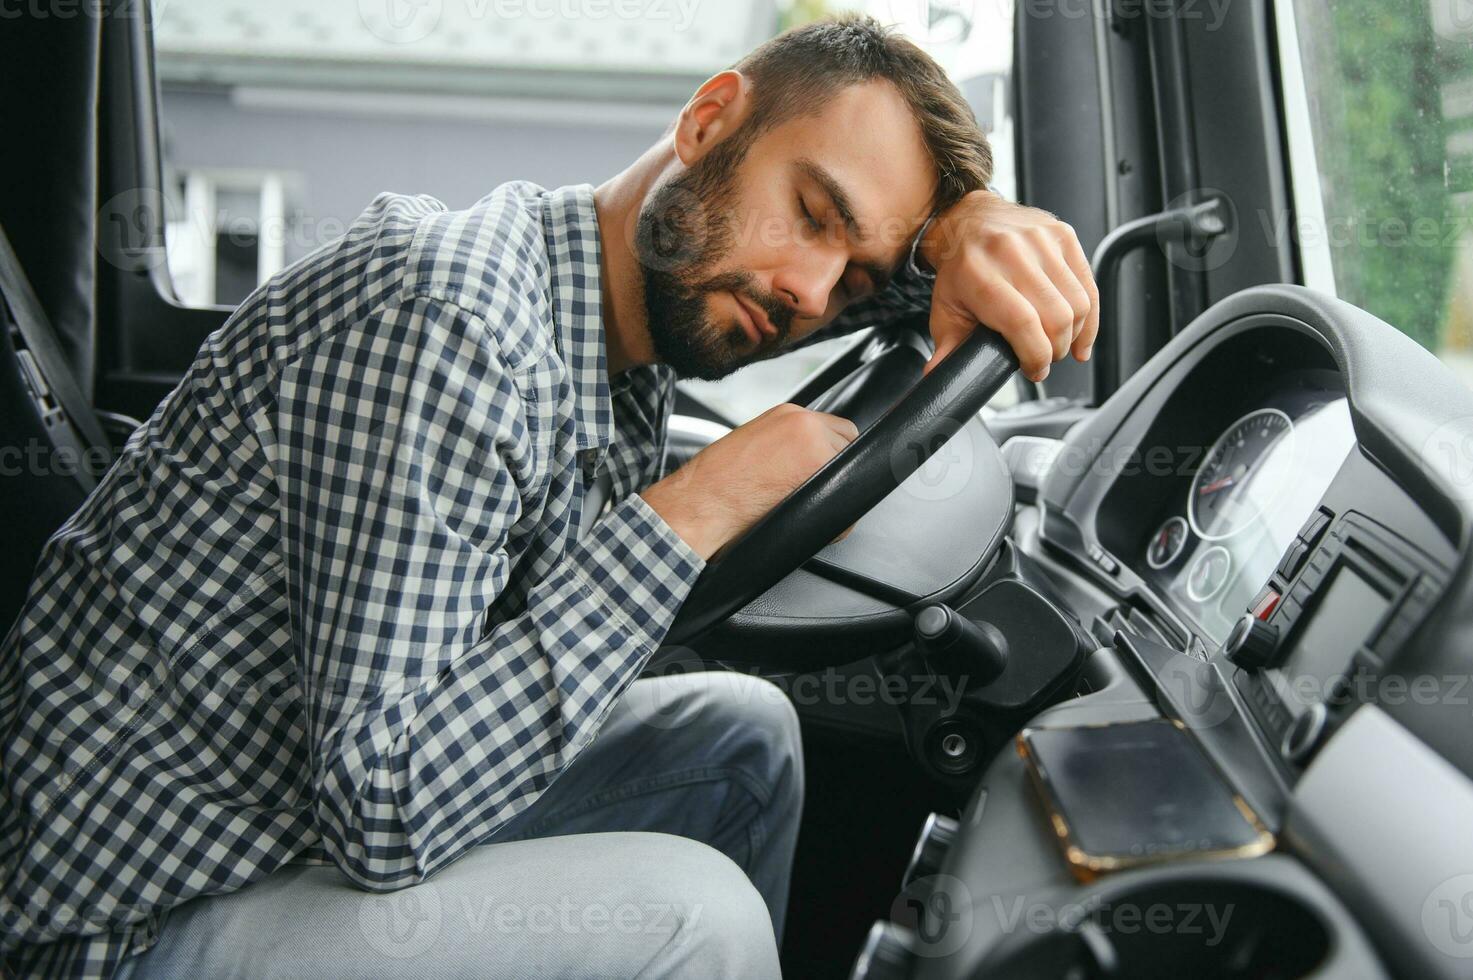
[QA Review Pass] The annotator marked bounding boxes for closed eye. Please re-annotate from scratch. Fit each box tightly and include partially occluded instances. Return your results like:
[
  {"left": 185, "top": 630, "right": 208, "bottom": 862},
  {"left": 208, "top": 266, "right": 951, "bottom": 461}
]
[{"left": 798, "top": 195, "right": 821, "bottom": 233}]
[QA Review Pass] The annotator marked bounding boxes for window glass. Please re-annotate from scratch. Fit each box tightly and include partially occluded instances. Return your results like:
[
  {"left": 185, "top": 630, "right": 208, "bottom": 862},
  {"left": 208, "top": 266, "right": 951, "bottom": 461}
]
[
  {"left": 1282, "top": 0, "right": 1473, "bottom": 389},
  {"left": 152, "top": 0, "right": 1016, "bottom": 418}
]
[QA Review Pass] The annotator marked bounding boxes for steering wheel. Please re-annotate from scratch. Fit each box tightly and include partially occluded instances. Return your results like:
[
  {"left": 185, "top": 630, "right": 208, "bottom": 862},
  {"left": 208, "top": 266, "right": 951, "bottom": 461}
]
[{"left": 665, "top": 327, "right": 1020, "bottom": 646}]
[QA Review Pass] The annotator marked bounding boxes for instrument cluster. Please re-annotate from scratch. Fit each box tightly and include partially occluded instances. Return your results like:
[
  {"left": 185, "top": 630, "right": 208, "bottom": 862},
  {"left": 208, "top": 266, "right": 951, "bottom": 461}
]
[{"left": 1141, "top": 392, "right": 1356, "bottom": 643}]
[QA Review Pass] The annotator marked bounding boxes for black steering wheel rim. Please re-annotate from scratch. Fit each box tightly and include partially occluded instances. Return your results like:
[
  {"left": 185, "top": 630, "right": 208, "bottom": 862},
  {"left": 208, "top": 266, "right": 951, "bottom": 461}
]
[{"left": 665, "top": 327, "right": 1019, "bottom": 646}]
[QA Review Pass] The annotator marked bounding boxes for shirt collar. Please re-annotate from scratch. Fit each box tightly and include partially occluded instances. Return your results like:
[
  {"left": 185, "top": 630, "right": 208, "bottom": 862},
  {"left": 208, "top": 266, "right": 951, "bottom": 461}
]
[{"left": 542, "top": 183, "right": 614, "bottom": 452}]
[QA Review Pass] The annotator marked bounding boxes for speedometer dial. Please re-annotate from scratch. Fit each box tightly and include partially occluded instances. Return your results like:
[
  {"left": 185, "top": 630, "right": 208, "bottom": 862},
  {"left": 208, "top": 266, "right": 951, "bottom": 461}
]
[{"left": 1189, "top": 408, "right": 1295, "bottom": 541}]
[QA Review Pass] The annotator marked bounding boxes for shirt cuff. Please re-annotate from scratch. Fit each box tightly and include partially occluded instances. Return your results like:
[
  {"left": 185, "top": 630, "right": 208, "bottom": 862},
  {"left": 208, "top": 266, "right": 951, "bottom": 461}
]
[{"left": 565, "top": 492, "right": 705, "bottom": 645}]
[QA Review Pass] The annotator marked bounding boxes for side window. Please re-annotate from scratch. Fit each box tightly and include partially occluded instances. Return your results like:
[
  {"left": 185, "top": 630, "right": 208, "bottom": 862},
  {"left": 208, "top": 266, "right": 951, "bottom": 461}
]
[
  {"left": 163, "top": 169, "right": 299, "bottom": 307},
  {"left": 1278, "top": 0, "right": 1473, "bottom": 389}
]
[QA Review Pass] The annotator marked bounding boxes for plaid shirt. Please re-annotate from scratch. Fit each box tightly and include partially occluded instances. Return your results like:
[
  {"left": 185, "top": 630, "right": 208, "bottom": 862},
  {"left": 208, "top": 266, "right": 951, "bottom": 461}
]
[{"left": 0, "top": 181, "right": 932, "bottom": 978}]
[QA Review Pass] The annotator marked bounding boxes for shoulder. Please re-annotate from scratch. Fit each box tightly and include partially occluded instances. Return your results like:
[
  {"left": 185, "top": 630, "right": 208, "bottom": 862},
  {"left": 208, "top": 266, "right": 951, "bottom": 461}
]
[
  {"left": 208, "top": 184, "right": 557, "bottom": 385},
  {"left": 400, "top": 182, "right": 555, "bottom": 366}
]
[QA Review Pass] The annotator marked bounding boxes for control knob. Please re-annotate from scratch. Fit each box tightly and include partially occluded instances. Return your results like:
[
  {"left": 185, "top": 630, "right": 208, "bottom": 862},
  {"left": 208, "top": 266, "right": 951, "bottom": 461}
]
[
  {"left": 902, "top": 812, "right": 960, "bottom": 888},
  {"left": 1224, "top": 613, "right": 1280, "bottom": 670}
]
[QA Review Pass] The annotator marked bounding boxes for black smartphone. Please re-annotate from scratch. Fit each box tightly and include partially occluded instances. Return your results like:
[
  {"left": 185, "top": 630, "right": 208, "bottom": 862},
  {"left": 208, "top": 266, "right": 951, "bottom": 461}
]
[{"left": 1016, "top": 719, "right": 1273, "bottom": 880}]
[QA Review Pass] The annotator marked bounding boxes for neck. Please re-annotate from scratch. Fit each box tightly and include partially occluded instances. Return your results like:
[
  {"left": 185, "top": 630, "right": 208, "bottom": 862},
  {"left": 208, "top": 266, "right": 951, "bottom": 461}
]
[{"left": 593, "top": 138, "right": 678, "bottom": 377}]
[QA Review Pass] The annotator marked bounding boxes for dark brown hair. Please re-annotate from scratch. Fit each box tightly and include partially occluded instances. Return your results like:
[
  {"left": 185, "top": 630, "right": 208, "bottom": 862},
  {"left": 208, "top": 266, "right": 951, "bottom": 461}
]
[{"left": 731, "top": 14, "right": 992, "bottom": 212}]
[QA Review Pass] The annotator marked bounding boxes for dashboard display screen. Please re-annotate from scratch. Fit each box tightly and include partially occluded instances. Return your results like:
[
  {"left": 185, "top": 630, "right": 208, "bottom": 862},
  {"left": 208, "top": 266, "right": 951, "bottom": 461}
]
[{"left": 1278, "top": 567, "right": 1389, "bottom": 711}]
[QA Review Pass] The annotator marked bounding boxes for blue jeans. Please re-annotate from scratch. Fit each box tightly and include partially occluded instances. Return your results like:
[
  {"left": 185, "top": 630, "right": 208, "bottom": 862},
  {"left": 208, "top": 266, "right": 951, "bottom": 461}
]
[{"left": 114, "top": 671, "right": 804, "bottom": 979}]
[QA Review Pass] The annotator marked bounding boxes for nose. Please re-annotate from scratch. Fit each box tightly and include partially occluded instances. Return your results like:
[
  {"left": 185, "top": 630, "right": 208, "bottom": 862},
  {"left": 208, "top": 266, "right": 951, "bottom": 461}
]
[{"left": 771, "top": 247, "right": 847, "bottom": 320}]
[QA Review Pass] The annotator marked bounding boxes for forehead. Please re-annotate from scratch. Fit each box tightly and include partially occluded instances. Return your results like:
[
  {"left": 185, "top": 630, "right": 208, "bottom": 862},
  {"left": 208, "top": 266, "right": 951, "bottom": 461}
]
[{"left": 757, "top": 80, "right": 937, "bottom": 238}]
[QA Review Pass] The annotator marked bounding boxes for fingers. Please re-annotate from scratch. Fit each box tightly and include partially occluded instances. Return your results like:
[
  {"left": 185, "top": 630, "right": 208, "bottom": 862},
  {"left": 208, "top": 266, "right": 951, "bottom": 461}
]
[
  {"left": 1057, "top": 227, "right": 1100, "bottom": 361},
  {"left": 810, "top": 410, "right": 860, "bottom": 443},
  {"left": 999, "top": 249, "right": 1078, "bottom": 365},
  {"left": 825, "top": 428, "right": 855, "bottom": 457},
  {"left": 922, "top": 193, "right": 1101, "bottom": 384},
  {"left": 757, "top": 403, "right": 857, "bottom": 440},
  {"left": 1035, "top": 241, "right": 1092, "bottom": 356},
  {"left": 926, "top": 230, "right": 1094, "bottom": 383},
  {"left": 935, "top": 276, "right": 1055, "bottom": 381}
]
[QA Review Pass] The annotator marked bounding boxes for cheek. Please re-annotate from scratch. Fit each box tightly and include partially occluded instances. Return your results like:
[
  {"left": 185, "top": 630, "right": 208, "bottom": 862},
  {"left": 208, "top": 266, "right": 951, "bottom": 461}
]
[
  {"left": 713, "top": 230, "right": 776, "bottom": 281},
  {"left": 723, "top": 174, "right": 803, "bottom": 271}
]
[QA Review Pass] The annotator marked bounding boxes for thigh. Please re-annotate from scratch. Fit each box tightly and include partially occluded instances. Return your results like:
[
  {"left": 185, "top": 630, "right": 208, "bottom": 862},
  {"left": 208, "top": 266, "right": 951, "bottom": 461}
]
[
  {"left": 122, "top": 833, "right": 779, "bottom": 980},
  {"left": 493, "top": 670, "right": 802, "bottom": 847}
]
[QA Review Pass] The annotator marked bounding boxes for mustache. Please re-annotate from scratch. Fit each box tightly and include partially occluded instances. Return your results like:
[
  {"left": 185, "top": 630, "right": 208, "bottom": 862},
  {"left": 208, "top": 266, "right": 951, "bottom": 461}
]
[{"left": 695, "top": 270, "right": 795, "bottom": 344}]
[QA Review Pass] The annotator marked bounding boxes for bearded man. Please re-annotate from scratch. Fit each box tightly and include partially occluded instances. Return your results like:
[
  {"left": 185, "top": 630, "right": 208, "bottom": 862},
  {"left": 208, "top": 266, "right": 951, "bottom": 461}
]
[{"left": 2, "top": 15, "right": 1096, "bottom": 980}]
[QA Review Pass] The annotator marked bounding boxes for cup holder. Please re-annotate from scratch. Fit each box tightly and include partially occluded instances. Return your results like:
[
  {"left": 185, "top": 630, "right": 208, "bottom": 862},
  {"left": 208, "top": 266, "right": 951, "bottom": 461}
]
[
  {"left": 982, "top": 872, "right": 1332, "bottom": 979},
  {"left": 1083, "top": 878, "right": 1328, "bottom": 979}
]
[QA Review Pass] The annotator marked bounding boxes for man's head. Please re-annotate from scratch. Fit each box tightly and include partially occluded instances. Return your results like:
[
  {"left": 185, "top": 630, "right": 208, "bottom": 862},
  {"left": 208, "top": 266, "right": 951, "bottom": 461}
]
[{"left": 634, "top": 15, "right": 992, "bottom": 380}]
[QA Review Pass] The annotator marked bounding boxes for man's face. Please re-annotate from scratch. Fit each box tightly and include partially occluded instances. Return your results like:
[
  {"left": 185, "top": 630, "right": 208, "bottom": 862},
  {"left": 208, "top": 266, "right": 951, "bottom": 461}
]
[{"left": 636, "top": 81, "right": 937, "bottom": 381}]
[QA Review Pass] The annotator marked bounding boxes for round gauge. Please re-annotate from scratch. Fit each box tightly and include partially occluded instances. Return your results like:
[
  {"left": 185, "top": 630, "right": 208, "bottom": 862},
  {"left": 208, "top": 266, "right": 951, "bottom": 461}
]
[
  {"left": 1188, "top": 408, "right": 1295, "bottom": 541},
  {"left": 1146, "top": 515, "right": 1190, "bottom": 569},
  {"left": 1186, "top": 545, "right": 1233, "bottom": 603}
]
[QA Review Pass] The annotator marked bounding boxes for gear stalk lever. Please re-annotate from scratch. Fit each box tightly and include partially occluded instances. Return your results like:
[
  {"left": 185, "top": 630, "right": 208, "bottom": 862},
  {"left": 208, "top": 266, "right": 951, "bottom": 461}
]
[{"left": 913, "top": 603, "right": 1008, "bottom": 685}]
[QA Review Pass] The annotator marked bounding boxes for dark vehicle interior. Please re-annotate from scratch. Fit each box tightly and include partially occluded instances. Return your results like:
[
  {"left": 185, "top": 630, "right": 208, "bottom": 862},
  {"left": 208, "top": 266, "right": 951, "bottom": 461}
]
[{"left": 4, "top": 2, "right": 1473, "bottom": 978}]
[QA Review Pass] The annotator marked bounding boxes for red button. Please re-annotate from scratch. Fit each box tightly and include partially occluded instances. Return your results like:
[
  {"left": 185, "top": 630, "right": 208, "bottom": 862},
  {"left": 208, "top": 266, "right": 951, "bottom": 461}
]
[{"left": 1252, "top": 589, "right": 1281, "bottom": 620}]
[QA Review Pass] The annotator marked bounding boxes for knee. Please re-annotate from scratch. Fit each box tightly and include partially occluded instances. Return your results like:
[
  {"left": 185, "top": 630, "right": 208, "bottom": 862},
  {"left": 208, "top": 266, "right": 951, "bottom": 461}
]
[{"left": 644, "top": 834, "right": 783, "bottom": 980}]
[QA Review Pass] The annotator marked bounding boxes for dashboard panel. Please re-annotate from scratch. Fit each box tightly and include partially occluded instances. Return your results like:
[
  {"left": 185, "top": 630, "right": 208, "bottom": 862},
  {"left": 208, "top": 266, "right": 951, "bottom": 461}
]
[
  {"left": 884, "top": 287, "right": 1473, "bottom": 980},
  {"left": 1037, "top": 303, "right": 1462, "bottom": 779},
  {"left": 1078, "top": 322, "right": 1359, "bottom": 646},
  {"left": 1140, "top": 387, "right": 1355, "bottom": 643}
]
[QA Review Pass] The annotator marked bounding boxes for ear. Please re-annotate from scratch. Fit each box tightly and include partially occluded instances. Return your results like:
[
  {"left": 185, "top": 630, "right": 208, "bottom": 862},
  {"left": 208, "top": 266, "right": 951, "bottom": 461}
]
[{"left": 672, "top": 70, "right": 751, "bottom": 167}]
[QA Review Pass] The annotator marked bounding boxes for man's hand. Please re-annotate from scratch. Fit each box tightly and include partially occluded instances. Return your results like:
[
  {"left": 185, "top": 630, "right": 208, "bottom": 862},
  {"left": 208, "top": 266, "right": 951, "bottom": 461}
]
[
  {"left": 919, "top": 190, "right": 1099, "bottom": 382},
  {"left": 641, "top": 403, "right": 859, "bottom": 561}
]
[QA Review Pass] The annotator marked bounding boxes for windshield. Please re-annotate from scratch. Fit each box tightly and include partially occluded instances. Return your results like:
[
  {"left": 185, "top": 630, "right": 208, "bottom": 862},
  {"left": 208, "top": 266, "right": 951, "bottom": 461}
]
[{"left": 1280, "top": 0, "right": 1473, "bottom": 389}]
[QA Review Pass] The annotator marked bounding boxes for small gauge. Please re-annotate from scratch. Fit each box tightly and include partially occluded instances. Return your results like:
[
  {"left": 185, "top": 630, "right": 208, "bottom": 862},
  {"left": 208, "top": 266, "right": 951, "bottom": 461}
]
[
  {"left": 1189, "top": 408, "right": 1295, "bottom": 541},
  {"left": 1146, "top": 516, "right": 1190, "bottom": 569},
  {"left": 1186, "top": 545, "right": 1233, "bottom": 603}
]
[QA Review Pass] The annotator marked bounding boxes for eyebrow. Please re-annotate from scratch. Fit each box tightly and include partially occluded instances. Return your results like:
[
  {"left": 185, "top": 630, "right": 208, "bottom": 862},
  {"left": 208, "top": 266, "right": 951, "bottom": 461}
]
[{"left": 794, "top": 157, "right": 898, "bottom": 292}]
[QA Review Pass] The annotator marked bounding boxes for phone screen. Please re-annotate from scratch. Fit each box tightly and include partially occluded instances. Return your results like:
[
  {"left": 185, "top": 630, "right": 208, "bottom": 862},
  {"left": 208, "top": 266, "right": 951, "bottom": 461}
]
[{"left": 1021, "top": 720, "right": 1268, "bottom": 862}]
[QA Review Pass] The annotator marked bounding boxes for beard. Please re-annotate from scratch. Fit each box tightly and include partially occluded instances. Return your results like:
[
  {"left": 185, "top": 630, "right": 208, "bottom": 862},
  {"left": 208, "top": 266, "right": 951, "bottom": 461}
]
[{"left": 634, "top": 137, "right": 796, "bottom": 381}]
